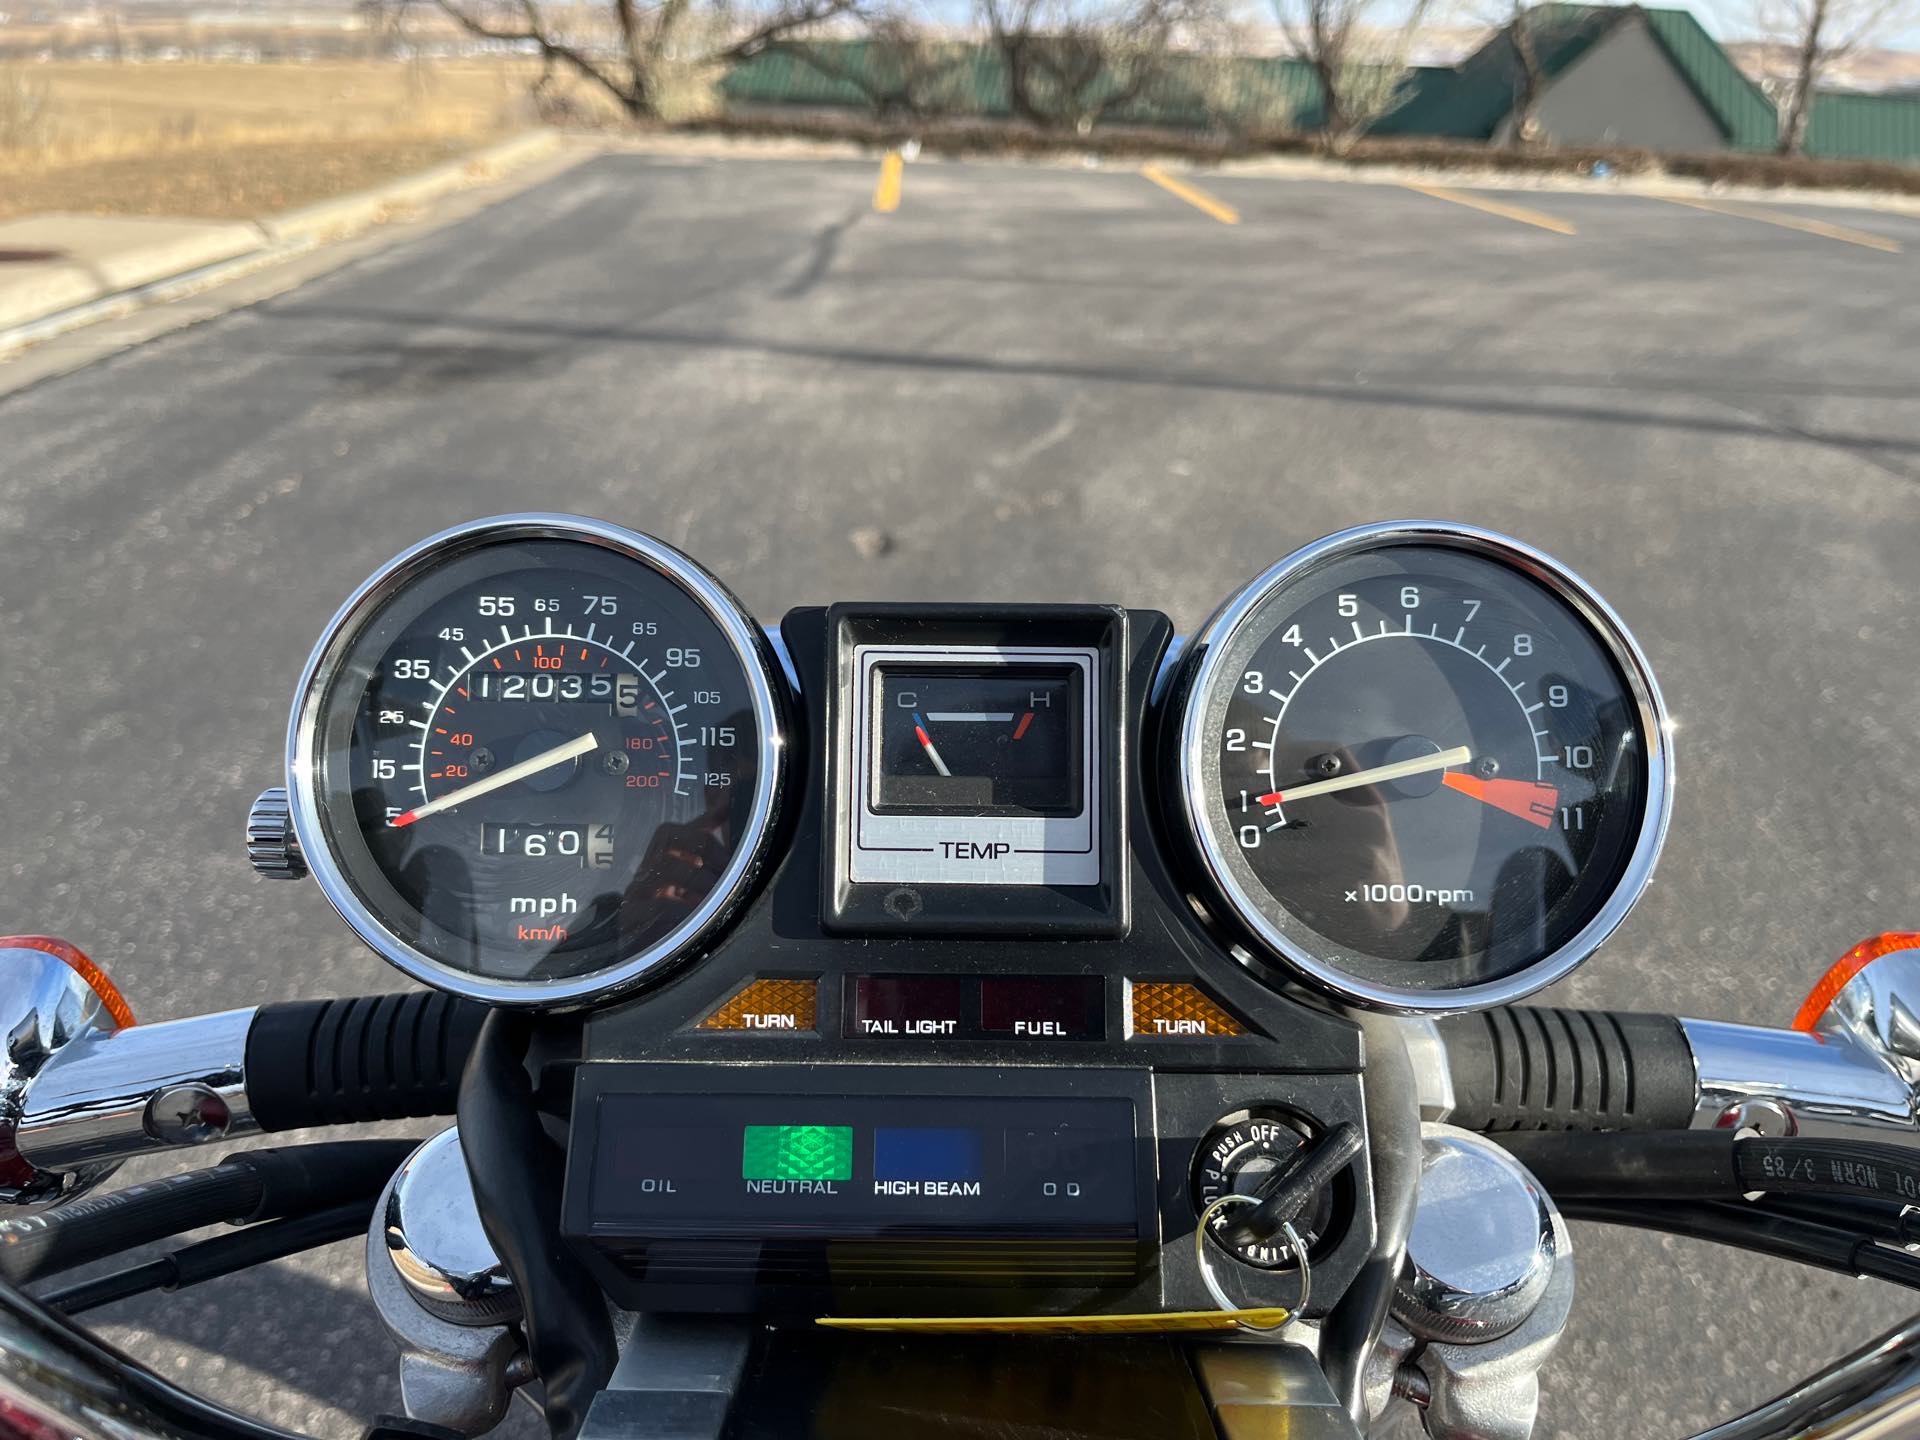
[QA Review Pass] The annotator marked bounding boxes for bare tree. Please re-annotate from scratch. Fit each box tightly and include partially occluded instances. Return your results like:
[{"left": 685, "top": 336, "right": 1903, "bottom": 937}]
[
  {"left": 1503, "top": 1, "right": 1546, "bottom": 147},
  {"left": 766, "top": 10, "right": 979, "bottom": 118},
  {"left": 1269, "top": 0, "right": 1435, "bottom": 148},
  {"left": 1757, "top": 0, "right": 1914, "bottom": 155},
  {"left": 417, "top": 0, "right": 867, "bottom": 120},
  {"left": 1187, "top": 19, "right": 1302, "bottom": 137},
  {"left": 980, "top": 0, "right": 1218, "bottom": 133}
]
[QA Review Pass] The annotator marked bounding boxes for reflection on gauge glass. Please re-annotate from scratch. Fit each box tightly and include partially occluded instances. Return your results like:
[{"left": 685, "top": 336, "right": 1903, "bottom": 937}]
[
  {"left": 1179, "top": 523, "right": 1670, "bottom": 1011},
  {"left": 289, "top": 516, "right": 784, "bottom": 1007}
]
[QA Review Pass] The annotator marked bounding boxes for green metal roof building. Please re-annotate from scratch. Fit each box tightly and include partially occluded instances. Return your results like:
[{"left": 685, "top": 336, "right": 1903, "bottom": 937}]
[{"left": 720, "top": 6, "right": 1920, "bottom": 164}]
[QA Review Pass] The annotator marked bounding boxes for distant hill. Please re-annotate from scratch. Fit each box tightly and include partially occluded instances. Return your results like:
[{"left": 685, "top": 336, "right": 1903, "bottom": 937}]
[{"left": 1723, "top": 40, "right": 1920, "bottom": 94}]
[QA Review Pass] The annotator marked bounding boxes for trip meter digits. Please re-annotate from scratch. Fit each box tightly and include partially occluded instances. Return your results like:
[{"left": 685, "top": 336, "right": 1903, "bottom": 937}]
[
  {"left": 289, "top": 517, "right": 786, "bottom": 1007},
  {"left": 1178, "top": 523, "right": 1671, "bottom": 1012}
]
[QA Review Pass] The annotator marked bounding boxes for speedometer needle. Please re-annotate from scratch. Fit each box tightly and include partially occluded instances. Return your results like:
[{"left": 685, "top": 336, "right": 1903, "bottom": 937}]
[
  {"left": 390, "top": 731, "right": 599, "bottom": 828},
  {"left": 1255, "top": 745, "right": 1473, "bottom": 807}
]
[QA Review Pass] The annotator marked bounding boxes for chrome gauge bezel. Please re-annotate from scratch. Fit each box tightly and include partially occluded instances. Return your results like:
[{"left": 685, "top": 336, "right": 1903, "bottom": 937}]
[
  {"left": 1175, "top": 520, "right": 1673, "bottom": 1014},
  {"left": 286, "top": 514, "right": 788, "bottom": 1010}
]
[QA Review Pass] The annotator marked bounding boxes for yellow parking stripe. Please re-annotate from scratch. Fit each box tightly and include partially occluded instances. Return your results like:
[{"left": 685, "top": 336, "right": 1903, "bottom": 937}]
[
  {"left": 873, "top": 151, "right": 903, "bottom": 214},
  {"left": 1402, "top": 183, "right": 1576, "bottom": 235},
  {"left": 1140, "top": 165, "right": 1239, "bottom": 225},
  {"left": 1660, "top": 195, "right": 1899, "bottom": 253}
]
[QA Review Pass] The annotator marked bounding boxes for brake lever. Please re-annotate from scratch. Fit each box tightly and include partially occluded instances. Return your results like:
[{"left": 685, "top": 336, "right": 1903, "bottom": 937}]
[{"left": 1212, "top": 1121, "right": 1365, "bottom": 1250}]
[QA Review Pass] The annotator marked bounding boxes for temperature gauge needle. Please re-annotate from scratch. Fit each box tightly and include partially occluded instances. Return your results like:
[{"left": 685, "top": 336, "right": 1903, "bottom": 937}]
[
  {"left": 1256, "top": 745, "right": 1473, "bottom": 807},
  {"left": 390, "top": 731, "right": 599, "bottom": 828},
  {"left": 1441, "top": 773, "right": 1560, "bottom": 828},
  {"left": 912, "top": 713, "right": 952, "bottom": 777}
]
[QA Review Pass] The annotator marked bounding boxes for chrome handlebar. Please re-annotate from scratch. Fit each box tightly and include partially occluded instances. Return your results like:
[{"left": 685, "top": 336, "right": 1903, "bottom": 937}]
[{"left": 17, "top": 1008, "right": 259, "bottom": 1173}]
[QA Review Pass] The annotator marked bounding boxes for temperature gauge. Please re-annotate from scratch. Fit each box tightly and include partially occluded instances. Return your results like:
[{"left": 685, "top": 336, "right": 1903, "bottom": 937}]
[
  {"left": 845, "top": 644, "right": 1100, "bottom": 889},
  {"left": 873, "top": 665, "right": 1082, "bottom": 816}
]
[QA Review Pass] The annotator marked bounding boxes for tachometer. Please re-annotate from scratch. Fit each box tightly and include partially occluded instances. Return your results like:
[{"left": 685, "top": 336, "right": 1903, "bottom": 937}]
[
  {"left": 288, "top": 515, "right": 786, "bottom": 1007},
  {"left": 1175, "top": 522, "right": 1670, "bottom": 1011}
]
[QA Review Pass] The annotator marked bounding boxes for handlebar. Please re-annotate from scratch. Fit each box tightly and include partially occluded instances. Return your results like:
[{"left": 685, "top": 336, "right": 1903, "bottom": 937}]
[
  {"left": 1433, "top": 1006, "right": 1698, "bottom": 1132},
  {"left": 14, "top": 991, "right": 487, "bottom": 1177},
  {"left": 15, "top": 987, "right": 1920, "bottom": 1187},
  {"left": 1421, "top": 1004, "right": 1920, "bottom": 1148}
]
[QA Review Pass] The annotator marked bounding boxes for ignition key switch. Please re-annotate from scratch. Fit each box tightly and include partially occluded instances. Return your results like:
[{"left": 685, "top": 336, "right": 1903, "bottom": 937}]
[{"left": 1192, "top": 1112, "right": 1362, "bottom": 1269}]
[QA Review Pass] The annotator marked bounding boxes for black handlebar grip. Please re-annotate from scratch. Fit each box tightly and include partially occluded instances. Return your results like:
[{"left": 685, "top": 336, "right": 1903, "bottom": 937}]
[
  {"left": 246, "top": 992, "right": 488, "bottom": 1133},
  {"left": 1435, "top": 1006, "right": 1698, "bottom": 1132}
]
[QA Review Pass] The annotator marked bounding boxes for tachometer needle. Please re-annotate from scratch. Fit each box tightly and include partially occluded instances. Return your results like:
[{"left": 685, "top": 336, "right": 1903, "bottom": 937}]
[
  {"left": 1441, "top": 773, "right": 1560, "bottom": 828},
  {"left": 390, "top": 731, "right": 599, "bottom": 828},
  {"left": 1256, "top": 745, "right": 1473, "bottom": 807},
  {"left": 912, "top": 713, "right": 952, "bottom": 778}
]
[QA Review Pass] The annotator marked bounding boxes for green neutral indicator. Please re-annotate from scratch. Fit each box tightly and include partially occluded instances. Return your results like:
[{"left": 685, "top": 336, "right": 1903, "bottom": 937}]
[{"left": 742, "top": 1125, "right": 853, "bottom": 1181}]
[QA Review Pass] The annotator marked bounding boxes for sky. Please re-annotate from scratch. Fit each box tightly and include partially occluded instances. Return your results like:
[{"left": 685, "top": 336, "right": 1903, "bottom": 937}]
[{"left": 920, "top": 0, "right": 1920, "bottom": 52}]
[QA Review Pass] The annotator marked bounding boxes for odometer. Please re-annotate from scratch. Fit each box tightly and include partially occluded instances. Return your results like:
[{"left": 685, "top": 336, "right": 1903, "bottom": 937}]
[
  {"left": 288, "top": 516, "right": 786, "bottom": 1007},
  {"left": 1176, "top": 522, "right": 1671, "bottom": 1011}
]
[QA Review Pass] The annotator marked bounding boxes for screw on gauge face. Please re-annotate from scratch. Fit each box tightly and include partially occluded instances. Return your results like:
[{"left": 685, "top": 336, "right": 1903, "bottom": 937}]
[
  {"left": 600, "top": 751, "right": 629, "bottom": 776},
  {"left": 470, "top": 747, "right": 496, "bottom": 772},
  {"left": 1313, "top": 753, "right": 1343, "bottom": 777},
  {"left": 1478, "top": 757, "right": 1501, "bottom": 778}
]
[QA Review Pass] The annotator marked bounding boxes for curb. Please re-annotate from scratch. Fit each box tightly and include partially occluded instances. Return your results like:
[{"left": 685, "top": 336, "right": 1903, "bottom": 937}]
[
  {"left": 263, "top": 129, "right": 563, "bottom": 245},
  {"left": 0, "top": 129, "right": 564, "bottom": 356}
]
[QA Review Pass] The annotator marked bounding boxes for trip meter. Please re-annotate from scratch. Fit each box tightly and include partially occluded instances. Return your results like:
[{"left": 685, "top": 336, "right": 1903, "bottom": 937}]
[
  {"left": 287, "top": 515, "right": 786, "bottom": 1008},
  {"left": 1175, "top": 522, "right": 1671, "bottom": 1012}
]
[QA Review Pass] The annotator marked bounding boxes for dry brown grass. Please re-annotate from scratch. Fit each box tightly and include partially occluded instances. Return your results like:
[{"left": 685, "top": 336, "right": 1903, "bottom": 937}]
[{"left": 0, "top": 59, "right": 608, "bottom": 220}]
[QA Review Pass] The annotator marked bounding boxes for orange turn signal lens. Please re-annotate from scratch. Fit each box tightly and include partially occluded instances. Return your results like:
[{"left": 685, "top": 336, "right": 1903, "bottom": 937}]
[
  {"left": 1791, "top": 931, "right": 1920, "bottom": 1034},
  {"left": 0, "top": 935, "right": 135, "bottom": 1031}
]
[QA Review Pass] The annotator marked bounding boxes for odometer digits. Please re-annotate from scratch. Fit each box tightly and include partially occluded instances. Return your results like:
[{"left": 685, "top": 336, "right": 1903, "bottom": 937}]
[
  {"left": 482, "top": 821, "right": 615, "bottom": 869},
  {"left": 290, "top": 517, "right": 785, "bottom": 1006},
  {"left": 471, "top": 669, "right": 643, "bottom": 711}
]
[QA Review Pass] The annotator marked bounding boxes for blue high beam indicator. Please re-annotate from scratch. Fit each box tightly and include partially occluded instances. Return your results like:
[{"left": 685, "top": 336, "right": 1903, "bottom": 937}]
[{"left": 873, "top": 1127, "right": 983, "bottom": 1182}]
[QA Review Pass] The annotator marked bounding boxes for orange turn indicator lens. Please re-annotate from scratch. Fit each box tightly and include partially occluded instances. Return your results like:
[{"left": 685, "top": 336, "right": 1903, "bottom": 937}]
[
  {"left": 699, "top": 978, "right": 818, "bottom": 1032},
  {"left": 0, "top": 935, "right": 135, "bottom": 1030},
  {"left": 1129, "top": 982, "right": 1246, "bottom": 1038},
  {"left": 1792, "top": 932, "right": 1920, "bottom": 1033}
]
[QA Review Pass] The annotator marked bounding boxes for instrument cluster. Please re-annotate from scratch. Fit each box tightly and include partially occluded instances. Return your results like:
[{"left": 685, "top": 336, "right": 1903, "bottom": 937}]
[{"left": 277, "top": 513, "right": 1671, "bottom": 1017}]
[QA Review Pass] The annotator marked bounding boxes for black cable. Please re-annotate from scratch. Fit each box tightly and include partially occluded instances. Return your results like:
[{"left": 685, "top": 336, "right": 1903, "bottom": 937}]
[
  {"left": 40, "top": 1199, "right": 378, "bottom": 1316},
  {"left": 1733, "top": 1137, "right": 1920, "bottom": 1204},
  {"left": 459, "top": 1009, "right": 613, "bottom": 1440},
  {"left": 0, "top": 1139, "right": 415, "bottom": 1286},
  {"left": 1562, "top": 1196, "right": 1920, "bottom": 1290},
  {"left": 1496, "top": 1130, "right": 1920, "bottom": 1206},
  {"left": 0, "top": 1278, "right": 314, "bottom": 1440},
  {"left": 0, "top": 1167, "right": 261, "bottom": 1286},
  {"left": 1750, "top": 1189, "right": 1920, "bottom": 1246}
]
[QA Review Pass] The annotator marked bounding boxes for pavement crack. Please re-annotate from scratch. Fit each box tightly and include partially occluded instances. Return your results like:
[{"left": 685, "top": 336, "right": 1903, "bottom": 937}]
[
  {"left": 1695, "top": 391, "right": 1920, "bottom": 487},
  {"left": 777, "top": 208, "right": 861, "bottom": 300}
]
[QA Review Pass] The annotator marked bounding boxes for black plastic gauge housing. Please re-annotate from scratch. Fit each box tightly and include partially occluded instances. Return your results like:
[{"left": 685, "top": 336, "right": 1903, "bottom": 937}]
[
  {"left": 559, "top": 605, "right": 1378, "bottom": 1322},
  {"left": 821, "top": 603, "right": 1129, "bottom": 937}
]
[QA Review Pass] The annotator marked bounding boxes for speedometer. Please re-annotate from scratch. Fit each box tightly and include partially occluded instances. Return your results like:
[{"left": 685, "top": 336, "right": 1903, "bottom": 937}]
[
  {"left": 1175, "top": 522, "right": 1670, "bottom": 1011},
  {"left": 287, "top": 515, "right": 786, "bottom": 1007}
]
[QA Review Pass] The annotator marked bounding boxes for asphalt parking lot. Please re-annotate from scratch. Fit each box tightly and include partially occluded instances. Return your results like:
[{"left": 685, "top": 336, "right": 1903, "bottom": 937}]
[{"left": 2, "top": 148, "right": 1918, "bottom": 1438}]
